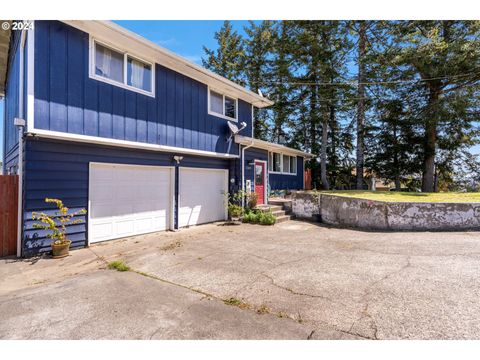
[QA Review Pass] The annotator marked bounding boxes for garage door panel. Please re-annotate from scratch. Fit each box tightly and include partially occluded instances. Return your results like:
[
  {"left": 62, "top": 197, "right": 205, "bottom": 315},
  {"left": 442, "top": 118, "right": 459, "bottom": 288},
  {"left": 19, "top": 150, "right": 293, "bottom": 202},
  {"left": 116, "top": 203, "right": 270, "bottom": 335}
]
[
  {"left": 179, "top": 168, "right": 227, "bottom": 228},
  {"left": 89, "top": 163, "right": 172, "bottom": 243}
]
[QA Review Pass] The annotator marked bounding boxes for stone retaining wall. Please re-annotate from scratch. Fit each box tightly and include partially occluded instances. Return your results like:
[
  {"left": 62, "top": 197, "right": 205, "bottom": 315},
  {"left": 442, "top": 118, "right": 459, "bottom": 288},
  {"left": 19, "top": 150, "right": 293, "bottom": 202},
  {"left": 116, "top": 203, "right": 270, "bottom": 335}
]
[{"left": 291, "top": 191, "right": 480, "bottom": 231}]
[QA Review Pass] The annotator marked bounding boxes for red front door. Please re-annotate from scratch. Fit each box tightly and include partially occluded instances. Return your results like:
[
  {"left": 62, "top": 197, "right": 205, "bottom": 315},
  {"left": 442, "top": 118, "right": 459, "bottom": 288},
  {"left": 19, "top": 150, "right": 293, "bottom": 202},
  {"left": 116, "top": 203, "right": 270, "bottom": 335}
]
[{"left": 255, "top": 161, "right": 265, "bottom": 205}]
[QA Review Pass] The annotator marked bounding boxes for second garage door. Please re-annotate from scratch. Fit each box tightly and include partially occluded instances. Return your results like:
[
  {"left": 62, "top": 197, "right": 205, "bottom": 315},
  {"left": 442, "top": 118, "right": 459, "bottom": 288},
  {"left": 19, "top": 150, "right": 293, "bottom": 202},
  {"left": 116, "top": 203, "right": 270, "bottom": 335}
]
[
  {"left": 178, "top": 167, "right": 228, "bottom": 227},
  {"left": 89, "top": 163, "right": 174, "bottom": 243}
]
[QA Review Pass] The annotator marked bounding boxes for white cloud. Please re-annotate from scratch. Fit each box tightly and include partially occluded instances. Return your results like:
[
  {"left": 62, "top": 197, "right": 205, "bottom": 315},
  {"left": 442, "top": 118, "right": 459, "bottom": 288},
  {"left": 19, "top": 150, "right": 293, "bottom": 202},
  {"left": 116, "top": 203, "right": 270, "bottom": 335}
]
[{"left": 180, "top": 54, "right": 203, "bottom": 64}]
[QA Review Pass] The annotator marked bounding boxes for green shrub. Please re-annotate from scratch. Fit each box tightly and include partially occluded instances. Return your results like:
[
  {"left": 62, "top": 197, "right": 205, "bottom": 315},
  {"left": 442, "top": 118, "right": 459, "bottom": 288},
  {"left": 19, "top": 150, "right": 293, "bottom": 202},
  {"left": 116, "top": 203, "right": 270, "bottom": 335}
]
[
  {"left": 241, "top": 210, "right": 276, "bottom": 225},
  {"left": 258, "top": 211, "right": 276, "bottom": 225}
]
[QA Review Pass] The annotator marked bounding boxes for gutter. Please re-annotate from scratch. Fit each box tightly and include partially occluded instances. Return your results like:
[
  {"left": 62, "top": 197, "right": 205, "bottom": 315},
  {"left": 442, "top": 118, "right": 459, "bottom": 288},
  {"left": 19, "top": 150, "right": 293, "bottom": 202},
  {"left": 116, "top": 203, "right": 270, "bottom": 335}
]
[{"left": 241, "top": 139, "right": 255, "bottom": 208}]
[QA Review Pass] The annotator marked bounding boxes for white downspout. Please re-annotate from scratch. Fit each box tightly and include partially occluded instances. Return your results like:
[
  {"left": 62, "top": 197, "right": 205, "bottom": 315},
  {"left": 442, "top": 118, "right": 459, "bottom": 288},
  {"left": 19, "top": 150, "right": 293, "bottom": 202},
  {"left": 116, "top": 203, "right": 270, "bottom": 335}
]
[
  {"left": 16, "top": 30, "right": 27, "bottom": 257},
  {"left": 16, "top": 128, "right": 23, "bottom": 257},
  {"left": 241, "top": 140, "right": 255, "bottom": 208}
]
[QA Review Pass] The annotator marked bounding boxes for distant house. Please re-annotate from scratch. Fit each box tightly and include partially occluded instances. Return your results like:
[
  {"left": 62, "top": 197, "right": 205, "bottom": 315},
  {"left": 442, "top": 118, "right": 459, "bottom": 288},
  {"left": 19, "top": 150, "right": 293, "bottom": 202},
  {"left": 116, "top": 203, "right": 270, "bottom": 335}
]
[{"left": 1, "top": 21, "right": 312, "bottom": 256}]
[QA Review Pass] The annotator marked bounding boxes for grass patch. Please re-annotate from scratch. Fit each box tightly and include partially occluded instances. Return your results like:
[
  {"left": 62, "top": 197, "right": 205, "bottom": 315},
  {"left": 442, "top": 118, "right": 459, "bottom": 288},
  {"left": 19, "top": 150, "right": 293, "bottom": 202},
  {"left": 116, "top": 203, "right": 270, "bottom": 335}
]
[
  {"left": 107, "top": 260, "right": 131, "bottom": 272},
  {"left": 159, "top": 241, "right": 182, "bottom": 251},
  {"left": 318, "top": 190, "right": 480, "bottom": 203},
  {"left": 223, "top": 297, "right": 251, "bottom": 309},
  {"left": 256, "top": 304, "right": 271, "bottom": 315}
]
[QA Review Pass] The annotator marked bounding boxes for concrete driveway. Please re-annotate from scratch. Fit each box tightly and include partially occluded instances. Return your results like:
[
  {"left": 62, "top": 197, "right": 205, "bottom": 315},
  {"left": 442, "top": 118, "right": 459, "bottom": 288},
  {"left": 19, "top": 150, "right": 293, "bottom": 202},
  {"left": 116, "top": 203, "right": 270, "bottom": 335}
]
[{"left": 1, "top": 220, "right": 480, "bottom": 339}]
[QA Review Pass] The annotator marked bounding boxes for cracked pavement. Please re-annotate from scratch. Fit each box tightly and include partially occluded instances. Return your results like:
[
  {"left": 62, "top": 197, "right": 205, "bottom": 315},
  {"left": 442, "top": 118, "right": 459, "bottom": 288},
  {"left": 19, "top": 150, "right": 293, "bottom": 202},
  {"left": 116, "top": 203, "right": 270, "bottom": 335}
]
[{"left": 1, "top": 220, "right": 480, "bottom": 339}]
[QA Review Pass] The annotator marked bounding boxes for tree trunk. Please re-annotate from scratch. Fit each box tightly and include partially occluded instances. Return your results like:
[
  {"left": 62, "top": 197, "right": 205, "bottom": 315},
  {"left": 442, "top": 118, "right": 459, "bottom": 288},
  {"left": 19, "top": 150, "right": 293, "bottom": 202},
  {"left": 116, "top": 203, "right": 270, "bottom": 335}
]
[
  {"left": 309, "top": 83, "right": 319, "bottom": 189},
  {"left": 421, "top": 87, "right": 439, "bottom": 193},
  {"left": 320, "top": 109, "right": 330, "bottom": 190},
  {"left": 329, "top": 101, "right": 336, "bottom": 189},
  {"left": 356, "top": 21, "right": 366, "bottom": 190}
]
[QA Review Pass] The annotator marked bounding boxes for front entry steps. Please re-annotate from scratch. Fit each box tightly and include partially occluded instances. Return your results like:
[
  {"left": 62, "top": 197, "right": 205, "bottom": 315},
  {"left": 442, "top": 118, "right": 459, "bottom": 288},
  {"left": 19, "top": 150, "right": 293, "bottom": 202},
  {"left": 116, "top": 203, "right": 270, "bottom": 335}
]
[{"left": 256, "top": 199, "right": 294, "bottom": 224}]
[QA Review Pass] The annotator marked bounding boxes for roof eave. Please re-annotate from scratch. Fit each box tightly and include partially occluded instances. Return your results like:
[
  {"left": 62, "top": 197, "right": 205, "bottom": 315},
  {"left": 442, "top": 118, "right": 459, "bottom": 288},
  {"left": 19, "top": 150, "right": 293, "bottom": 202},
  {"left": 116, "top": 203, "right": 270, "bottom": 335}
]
[{"left": 235, "top": 135, "right": 314, "bottom": 158}]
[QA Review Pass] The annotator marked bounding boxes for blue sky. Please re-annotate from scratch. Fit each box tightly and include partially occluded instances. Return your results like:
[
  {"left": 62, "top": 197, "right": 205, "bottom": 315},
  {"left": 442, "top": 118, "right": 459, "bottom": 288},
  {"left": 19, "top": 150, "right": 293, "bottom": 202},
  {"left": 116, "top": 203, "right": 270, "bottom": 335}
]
[{"left": 115, "top": 20, "right": 252, "bottom": 65}]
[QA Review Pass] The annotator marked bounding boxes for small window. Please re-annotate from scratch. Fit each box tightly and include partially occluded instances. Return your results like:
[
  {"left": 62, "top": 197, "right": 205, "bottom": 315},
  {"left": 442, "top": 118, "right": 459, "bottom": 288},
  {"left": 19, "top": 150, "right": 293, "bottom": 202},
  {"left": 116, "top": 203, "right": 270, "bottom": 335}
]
[
  {"left": 208, "top": 89, "right": 237, "bottom": 120},
  {"left": 225, "top": 96, "right": 236, "bottom": 119},
  {"left": 127, "top": 56, "right": 152, "bottom": 92},
  {"left": 290, "top": 156, "right": 297, "bottom": 174},
  {"left": 95, "top": 42, "right": 124, "bottom": 83},
  {"left": 210, "top": 90, "right": 224, "bottom": 114},
  {"left": 273, "top": 153, "right": 282, "bottom": 172},
  {"left": 283, "top": 155, "right": 290, "bottom": 173},
  {"left": 255, "top": 164, "right": 264, "bottom": 185}
]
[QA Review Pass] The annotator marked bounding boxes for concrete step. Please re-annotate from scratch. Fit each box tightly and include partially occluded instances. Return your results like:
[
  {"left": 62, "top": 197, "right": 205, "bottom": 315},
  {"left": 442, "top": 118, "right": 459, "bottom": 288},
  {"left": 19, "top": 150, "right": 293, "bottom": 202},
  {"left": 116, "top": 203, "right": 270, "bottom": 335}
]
[
  {"left": 272, "top": 210, "right": 286, "bottom": 217},
  {"left": 256, "top": 205, "right": 283, "bottom": 213},
  {"left": 269, "top": 199, "right": 292, "bottom": 207},
  {"left": 275, "top": 215, "right": 294, "bottom": 223}
]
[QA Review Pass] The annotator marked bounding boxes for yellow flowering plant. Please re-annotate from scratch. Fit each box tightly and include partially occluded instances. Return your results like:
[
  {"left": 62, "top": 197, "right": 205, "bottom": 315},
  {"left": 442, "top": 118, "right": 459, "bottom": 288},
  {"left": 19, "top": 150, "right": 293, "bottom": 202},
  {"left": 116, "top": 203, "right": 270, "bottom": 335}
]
[{"left": 32, "top": 198, "right": 87, "bottom": 245}]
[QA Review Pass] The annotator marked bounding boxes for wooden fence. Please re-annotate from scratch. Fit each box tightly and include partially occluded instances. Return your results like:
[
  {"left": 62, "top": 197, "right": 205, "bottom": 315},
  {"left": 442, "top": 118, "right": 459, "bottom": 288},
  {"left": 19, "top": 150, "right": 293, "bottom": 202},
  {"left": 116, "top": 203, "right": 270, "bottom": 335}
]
[
  {"left": 0, "top": 175, "right": 18, "bottom": 257},
  {"left": 304, "top": 169, "right": 312, "bottom": 190}
]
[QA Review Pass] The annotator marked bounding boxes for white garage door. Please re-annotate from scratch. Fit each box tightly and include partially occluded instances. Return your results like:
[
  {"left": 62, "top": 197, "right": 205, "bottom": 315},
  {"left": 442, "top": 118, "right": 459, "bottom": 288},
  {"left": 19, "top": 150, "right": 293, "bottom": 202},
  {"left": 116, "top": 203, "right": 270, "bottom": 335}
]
[
  {"left": 179, "top": 168, "right": 228, "bottom": 228},
  {"left": 89, "top": 163, "right": 173, "bottom": 243}
]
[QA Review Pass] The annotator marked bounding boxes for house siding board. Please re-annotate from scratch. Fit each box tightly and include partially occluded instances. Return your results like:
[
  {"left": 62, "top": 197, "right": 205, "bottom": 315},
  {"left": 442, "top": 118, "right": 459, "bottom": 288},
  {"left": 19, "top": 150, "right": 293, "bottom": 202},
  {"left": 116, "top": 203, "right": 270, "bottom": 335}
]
[
  {"left": 3, "top": 29, "right": 21, "bottom": 169},
  {"left": 22, "top": 138, "right": 230, "bottom": 256},
  {"left": 33, "top": 20, "right": 249, "bottom": 156},
  {"left": 269, "top": 156, "right": 304, "bottom": 190}
]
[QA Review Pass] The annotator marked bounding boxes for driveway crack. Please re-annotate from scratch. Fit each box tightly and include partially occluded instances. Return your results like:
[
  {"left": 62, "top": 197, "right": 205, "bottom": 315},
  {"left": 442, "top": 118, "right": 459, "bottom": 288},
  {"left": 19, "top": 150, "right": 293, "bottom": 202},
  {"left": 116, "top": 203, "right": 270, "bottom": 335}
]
[{"left": 262, "top": 274, "right": 333, "bottom": 301}]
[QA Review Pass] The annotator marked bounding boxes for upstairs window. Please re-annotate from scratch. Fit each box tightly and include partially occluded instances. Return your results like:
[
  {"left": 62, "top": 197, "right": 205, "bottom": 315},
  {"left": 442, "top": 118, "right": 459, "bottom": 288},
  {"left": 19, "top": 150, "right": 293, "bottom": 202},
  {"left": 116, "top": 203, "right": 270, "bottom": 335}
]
[
  {"left": 208, "top": 88, "right": 238, "bottom": 121},
  {"left": 90, "top": 39, "right": 154, "bottom": 97},
  {"left": 95, "top": 43, "right": 124, "bottom": 83},
  {"left": 127, "top": 56, "right": 152, "bottom": 92}
]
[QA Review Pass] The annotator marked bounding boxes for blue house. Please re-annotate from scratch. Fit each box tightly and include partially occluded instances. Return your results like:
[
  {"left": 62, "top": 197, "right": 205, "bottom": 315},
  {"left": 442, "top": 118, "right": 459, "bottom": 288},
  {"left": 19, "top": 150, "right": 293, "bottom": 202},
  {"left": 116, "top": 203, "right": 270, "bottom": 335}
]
[{"left": 1, "top": 20, "right": 312, "bottom": 256}]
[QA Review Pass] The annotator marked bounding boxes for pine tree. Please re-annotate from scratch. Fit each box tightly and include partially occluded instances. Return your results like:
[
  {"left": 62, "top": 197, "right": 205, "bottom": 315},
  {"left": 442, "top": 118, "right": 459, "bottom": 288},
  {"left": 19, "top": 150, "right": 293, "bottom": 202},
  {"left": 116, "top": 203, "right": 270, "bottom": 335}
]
[
  {"left": 388, "top": 20, "right": 480, "bottom": 192},
  {"left": 244, "top": 20, "right": 275, "bottom": 140},
  {"left": 202, "top": 21, "right": 246, "bottom": 85}
]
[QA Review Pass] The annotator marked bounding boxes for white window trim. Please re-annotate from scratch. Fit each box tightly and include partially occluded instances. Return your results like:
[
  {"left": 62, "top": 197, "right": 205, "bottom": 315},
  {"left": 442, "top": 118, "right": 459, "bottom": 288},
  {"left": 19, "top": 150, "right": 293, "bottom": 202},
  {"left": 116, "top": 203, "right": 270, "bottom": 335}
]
[
  {"left": 268, "top": 151, "right": 297, "bottom": 176},
  {"left": 88, "top": 36, "right": 155, "bottom": 98},
  {"left": 208, "top": 86, "right": 238, "bottom": 122}
]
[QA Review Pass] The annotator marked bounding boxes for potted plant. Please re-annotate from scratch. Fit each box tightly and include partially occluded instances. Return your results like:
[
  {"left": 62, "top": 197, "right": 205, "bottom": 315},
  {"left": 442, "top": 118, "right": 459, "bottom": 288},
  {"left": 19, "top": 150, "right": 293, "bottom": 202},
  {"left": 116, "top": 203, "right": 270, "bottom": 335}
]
[
  {"left": 32, "top": 198, "right": 87, "bottom": 258},
  {"left": 246, "top": 192, "right": 258, "bottom": 210},
  {"left": 228, "top": 203, "right": 244, "bottom": 222}
]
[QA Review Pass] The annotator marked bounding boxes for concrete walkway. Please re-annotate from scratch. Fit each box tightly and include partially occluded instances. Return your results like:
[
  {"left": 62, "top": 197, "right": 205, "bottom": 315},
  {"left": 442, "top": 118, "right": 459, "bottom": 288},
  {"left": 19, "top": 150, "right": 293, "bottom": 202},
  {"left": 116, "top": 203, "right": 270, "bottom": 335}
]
[{"left": 1, "top": 220, "right": 480, "bottom": 339}]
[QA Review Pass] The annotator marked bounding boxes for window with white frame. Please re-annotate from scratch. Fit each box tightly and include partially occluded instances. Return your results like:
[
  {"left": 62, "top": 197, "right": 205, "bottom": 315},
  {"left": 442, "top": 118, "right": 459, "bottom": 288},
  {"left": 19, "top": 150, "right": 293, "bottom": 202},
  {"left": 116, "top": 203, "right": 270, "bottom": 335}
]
[
  {"left": 208, "top": 88, "right": 237, "bottom": 120},
  {"left": 269, "top": 152, "right": 297, "bottom": 175},
  {"left": 91, "top": 40, "right": 154, "bottom": 96}
]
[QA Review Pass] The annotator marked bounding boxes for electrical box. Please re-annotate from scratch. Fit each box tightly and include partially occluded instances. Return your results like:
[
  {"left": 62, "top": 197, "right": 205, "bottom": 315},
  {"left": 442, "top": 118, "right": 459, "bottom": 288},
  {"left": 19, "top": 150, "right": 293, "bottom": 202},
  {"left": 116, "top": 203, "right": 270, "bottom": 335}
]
[
  {"left": 14, "top": 117, "right": 26, "bottom": 127},
  {"left": 245, "top": 180, "right": 252, "bottom": 193}
]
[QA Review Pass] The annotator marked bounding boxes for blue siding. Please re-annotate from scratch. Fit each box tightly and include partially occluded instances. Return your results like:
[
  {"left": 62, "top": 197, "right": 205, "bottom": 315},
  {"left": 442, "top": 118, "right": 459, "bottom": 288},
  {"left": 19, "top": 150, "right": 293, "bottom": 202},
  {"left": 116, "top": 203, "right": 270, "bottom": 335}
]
[
  {"left": 22, "top": 138, "right": 231, "bottom": 256},
  {"left": 233, "top": 147, "right": 305, "bottom": 195},
  {"left": 33, "top": 21, "right": 252, "bottom": 156},
  {"left": 3, "top": 29, "right": 22, "bottom": 172},
  {"left": 269, "top": 156, "right": 304, "bottom": 190}
]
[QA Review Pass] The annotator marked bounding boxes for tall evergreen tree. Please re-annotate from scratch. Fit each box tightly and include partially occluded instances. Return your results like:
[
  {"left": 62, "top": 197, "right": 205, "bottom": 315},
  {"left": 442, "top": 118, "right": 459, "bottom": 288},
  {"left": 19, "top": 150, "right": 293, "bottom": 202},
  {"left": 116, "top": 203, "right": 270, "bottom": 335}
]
[
  {"left": 388, "top": 20, "right": 480, "bottom": 192},
  {"left": 244, "top": 20, "right": 275, "bottom": 140},
  {"left": 202, "top": 20, "right": 246, "bottom": 85},
  {"left": 355, "top": 21, "right": 367, "bottom": 189}
]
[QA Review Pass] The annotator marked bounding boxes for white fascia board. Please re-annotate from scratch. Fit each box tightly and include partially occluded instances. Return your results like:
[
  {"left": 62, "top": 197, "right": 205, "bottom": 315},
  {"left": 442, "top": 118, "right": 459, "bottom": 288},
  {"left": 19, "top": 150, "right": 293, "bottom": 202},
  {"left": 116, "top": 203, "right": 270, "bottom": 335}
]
[
  {"left": 235, "top": 135, "right": 314, "bottom": 159},
  {"left": 28, "top": 129, "right": 239, "bottom": 159},
  {"left": 62, "top": 20, "right": 274, "bottom": 109}
]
